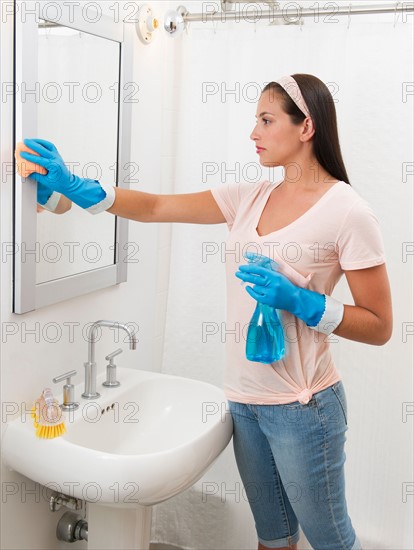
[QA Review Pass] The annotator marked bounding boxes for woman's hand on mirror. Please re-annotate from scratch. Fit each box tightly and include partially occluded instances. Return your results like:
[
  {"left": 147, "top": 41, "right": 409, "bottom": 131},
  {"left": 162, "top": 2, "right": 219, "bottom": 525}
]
[{"left": 20, "top": 138, "right": 115, "bottom": 214}]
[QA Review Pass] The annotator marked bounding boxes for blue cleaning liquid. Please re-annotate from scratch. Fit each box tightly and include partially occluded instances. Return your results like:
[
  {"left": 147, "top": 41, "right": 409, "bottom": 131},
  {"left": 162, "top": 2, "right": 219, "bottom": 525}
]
[
  {"left": 242, "top": 253, "right": 286, "bottom": 363},
  {"left": 246, "top": 302, "right": 285, "bottom": 363}
]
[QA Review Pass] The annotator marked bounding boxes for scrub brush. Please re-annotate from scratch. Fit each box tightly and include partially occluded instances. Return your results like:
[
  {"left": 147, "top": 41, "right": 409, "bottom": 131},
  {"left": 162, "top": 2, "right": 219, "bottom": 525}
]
[{"left": 31, "top": 388, "right": 66, "bottom": 439}]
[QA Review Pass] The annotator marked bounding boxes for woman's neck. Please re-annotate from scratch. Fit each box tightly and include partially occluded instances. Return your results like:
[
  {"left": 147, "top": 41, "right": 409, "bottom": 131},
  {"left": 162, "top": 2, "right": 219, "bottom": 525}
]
[{"left": 282, "top": 162, "right": 337, "bottom": 192}]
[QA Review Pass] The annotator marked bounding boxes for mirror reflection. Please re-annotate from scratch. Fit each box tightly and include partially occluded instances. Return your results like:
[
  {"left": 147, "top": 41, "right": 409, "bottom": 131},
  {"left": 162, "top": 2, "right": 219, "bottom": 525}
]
[{"left": 36, "top": 21, "right": 120, "bottom": 284}]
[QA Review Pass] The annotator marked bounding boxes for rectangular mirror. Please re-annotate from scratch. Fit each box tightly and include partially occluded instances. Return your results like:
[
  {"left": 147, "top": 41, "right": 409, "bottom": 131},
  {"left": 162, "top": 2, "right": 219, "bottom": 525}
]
[
  {"left": 13, "top": 1, "right": 134, "bottom": 313},
  {"left": 36, "top": 22, "right": 119, "bottom": 284}
]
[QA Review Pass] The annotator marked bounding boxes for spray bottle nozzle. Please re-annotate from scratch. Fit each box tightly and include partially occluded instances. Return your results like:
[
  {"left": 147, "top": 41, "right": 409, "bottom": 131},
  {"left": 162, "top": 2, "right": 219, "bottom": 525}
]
[
  {"left": 244, "top": 251, "right": 279, "bottom": 269},
  {"left": 239, "top": 252, "right": 279, "bottom": 286}
]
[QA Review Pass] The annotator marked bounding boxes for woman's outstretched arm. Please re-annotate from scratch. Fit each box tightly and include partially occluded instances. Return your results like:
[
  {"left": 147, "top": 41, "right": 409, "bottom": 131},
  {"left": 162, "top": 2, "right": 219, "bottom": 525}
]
[
  {"left": 107, "top": 187, "right": 226, "bottom": 224},
  {"left": 18, "top": 139, "right": 225, "bottom": 223}
]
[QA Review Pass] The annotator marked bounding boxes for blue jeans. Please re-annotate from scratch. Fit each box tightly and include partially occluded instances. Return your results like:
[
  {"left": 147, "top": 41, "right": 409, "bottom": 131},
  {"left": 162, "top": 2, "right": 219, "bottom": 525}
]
[{"left": 228, "top": 381, "right": 361, "bottom": 549}]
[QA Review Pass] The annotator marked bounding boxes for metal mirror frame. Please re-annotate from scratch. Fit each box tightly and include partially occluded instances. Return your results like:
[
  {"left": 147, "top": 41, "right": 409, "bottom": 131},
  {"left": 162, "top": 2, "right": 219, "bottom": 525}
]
[{"left": 13, "top": 0, "right": 133, "bottom": 314}]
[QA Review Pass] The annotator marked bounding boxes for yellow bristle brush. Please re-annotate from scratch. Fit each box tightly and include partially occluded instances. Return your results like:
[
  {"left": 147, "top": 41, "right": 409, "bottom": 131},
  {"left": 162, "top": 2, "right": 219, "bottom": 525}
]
[{"left": 31, "top": 388, "right": 66, "bottom": 439}]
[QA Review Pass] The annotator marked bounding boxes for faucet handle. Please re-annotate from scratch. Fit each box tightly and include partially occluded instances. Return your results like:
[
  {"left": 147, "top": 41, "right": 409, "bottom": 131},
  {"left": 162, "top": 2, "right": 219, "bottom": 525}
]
[
  {"left": 103, "top": 349, "right": 122, "bottom": 388},
  {"left": 105, "top": 348, "right": 123, "bottom": 363},
  {"left": 53, "top": 370, "right": 77, "bottom": 384},
  {"left": 53, "top": 370, "right": 79, "bottom": 411}
]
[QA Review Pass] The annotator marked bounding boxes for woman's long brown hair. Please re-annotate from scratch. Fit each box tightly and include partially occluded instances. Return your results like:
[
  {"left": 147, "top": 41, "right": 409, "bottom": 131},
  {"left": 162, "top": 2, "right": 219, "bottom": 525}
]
[{"left": 263, "top": 74, "right": 351, "bottom": 185}]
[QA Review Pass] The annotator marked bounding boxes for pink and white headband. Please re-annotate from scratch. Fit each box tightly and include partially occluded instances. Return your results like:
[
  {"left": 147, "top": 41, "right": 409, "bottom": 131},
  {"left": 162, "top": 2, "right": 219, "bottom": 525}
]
[{"left": 275, "top": 75, "right": 310, "bottom": 118}]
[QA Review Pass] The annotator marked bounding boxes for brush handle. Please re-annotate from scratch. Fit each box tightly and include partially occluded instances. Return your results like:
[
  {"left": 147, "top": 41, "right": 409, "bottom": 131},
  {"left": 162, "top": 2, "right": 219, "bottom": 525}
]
[{"left": 42, "top": 387, "right": 55, "bottom": 407}]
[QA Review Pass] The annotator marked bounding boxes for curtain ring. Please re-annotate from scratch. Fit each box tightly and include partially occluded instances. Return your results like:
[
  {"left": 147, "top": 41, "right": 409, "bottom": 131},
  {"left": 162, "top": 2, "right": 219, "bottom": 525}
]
[
  {"left": 347, "top": 2, "right": 352, "bottom": 29},
  {"left": 394, "top": 1, "right": 401, "bottom": 27}
]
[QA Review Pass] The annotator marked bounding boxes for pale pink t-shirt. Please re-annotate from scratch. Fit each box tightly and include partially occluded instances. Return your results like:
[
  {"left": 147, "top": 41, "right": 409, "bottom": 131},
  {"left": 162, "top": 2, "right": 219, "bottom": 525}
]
[{"left": 210, "top": 179, "right": 386, "bottom": 405}]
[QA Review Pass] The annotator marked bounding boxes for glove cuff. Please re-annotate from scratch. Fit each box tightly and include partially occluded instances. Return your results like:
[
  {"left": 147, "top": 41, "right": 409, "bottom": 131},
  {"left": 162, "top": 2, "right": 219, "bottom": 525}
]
[
  {"left": 41, "top": 191, "right": 62, "bottom": 212},
  {"left": 307, "top": 295, "right": 344, "bottom": 335},
  {"left": 294, "top": 287, "right": 326, "bottom": 327},
  {"left": 84, "top": 182, "right": 116, "bottom": 214}
]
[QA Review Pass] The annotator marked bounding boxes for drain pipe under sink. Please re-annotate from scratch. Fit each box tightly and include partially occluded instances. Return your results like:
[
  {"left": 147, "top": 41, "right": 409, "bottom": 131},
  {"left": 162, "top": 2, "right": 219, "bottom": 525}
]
[{"left": 56, "top": 511, "right": 88, "bottom": 543}]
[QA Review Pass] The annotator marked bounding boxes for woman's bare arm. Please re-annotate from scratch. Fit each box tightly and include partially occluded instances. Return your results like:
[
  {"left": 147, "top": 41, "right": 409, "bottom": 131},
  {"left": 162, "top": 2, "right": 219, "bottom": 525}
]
[
  {"left": 37, "top": 195, "right": 72, "bottom": 214},
  {"left": 333, "top": 264, "right": 393, "bottom": 345},
  {"left": 107, "top": 188, "right": 226, "bottom": 224},
  {"left": 54, "top": 195, "right": 72, "bottom": 214}
]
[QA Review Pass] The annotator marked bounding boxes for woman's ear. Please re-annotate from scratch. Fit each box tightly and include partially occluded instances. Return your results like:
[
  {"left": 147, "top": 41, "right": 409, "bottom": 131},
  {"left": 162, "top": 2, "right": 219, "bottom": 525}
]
[{"left": 300, "top": 116, "right": 315, "bottom": 142}]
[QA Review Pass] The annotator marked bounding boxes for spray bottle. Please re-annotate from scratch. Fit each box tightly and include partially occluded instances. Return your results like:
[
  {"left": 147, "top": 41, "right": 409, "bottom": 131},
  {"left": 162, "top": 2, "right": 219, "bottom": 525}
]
[{"left": 243, "top": 254, "right": 285, "bottom": 363}]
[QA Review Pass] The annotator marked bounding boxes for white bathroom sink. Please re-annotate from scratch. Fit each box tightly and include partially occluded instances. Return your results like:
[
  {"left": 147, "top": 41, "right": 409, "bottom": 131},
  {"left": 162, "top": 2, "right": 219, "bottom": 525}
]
[{"left": 2, "top": 368, "right": 233, "bottom": 507}]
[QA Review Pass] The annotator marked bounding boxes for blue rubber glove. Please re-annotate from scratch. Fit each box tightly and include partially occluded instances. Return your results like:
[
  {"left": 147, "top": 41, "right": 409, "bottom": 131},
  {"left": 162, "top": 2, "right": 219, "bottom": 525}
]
[
  {"left": 20, "top": 138, "right": 115, "bottom": 214},
  {"left": 235, "top": 252, "right": 326, "bottom": 328},
  {"left": 36, "top": 184, "right": 64, "bottom": 212},
  {"left": 36, "top": 181, "right": 54, "bottom": 206}
]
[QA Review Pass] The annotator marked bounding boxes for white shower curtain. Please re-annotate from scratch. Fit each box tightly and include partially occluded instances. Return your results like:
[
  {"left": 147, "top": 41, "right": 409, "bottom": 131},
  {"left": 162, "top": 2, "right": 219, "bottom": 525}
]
[{"left": 152, "top": 5, "right": 413, "bottom": 549}]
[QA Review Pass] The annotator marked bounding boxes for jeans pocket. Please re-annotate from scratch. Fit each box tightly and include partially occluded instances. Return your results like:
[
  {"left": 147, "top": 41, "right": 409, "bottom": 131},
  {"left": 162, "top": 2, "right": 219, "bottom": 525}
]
[{"left": 331, "top": 382, "right": 348, "bottom": 426}]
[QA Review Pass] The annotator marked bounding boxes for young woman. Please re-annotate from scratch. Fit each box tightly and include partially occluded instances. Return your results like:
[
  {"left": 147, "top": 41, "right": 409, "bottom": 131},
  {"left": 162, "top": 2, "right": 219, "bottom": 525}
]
[{"left": 19, "top": 74, "right": 392, "bottom": 550}]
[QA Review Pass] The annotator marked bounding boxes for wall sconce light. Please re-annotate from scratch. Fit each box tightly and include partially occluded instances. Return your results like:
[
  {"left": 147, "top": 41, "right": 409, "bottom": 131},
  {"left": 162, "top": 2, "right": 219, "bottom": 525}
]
[{"left": 136, "top": 3, "right": 159, "bottom": 44}]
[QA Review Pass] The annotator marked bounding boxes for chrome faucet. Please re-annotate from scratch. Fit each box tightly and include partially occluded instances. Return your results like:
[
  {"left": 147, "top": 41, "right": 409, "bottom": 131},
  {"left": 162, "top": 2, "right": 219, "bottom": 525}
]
[{"left": 82, "top": 320, "right": 137, "bottom": 399}]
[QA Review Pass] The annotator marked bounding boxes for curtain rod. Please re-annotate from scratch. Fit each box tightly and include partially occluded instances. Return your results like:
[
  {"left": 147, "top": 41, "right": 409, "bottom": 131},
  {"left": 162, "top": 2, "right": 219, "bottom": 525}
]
[
  {"left": 182, "top": 2, "right": 414, "bottom": 23},
  {"left": 38, "top": 3, "right": 414, "bottom": 29}
]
